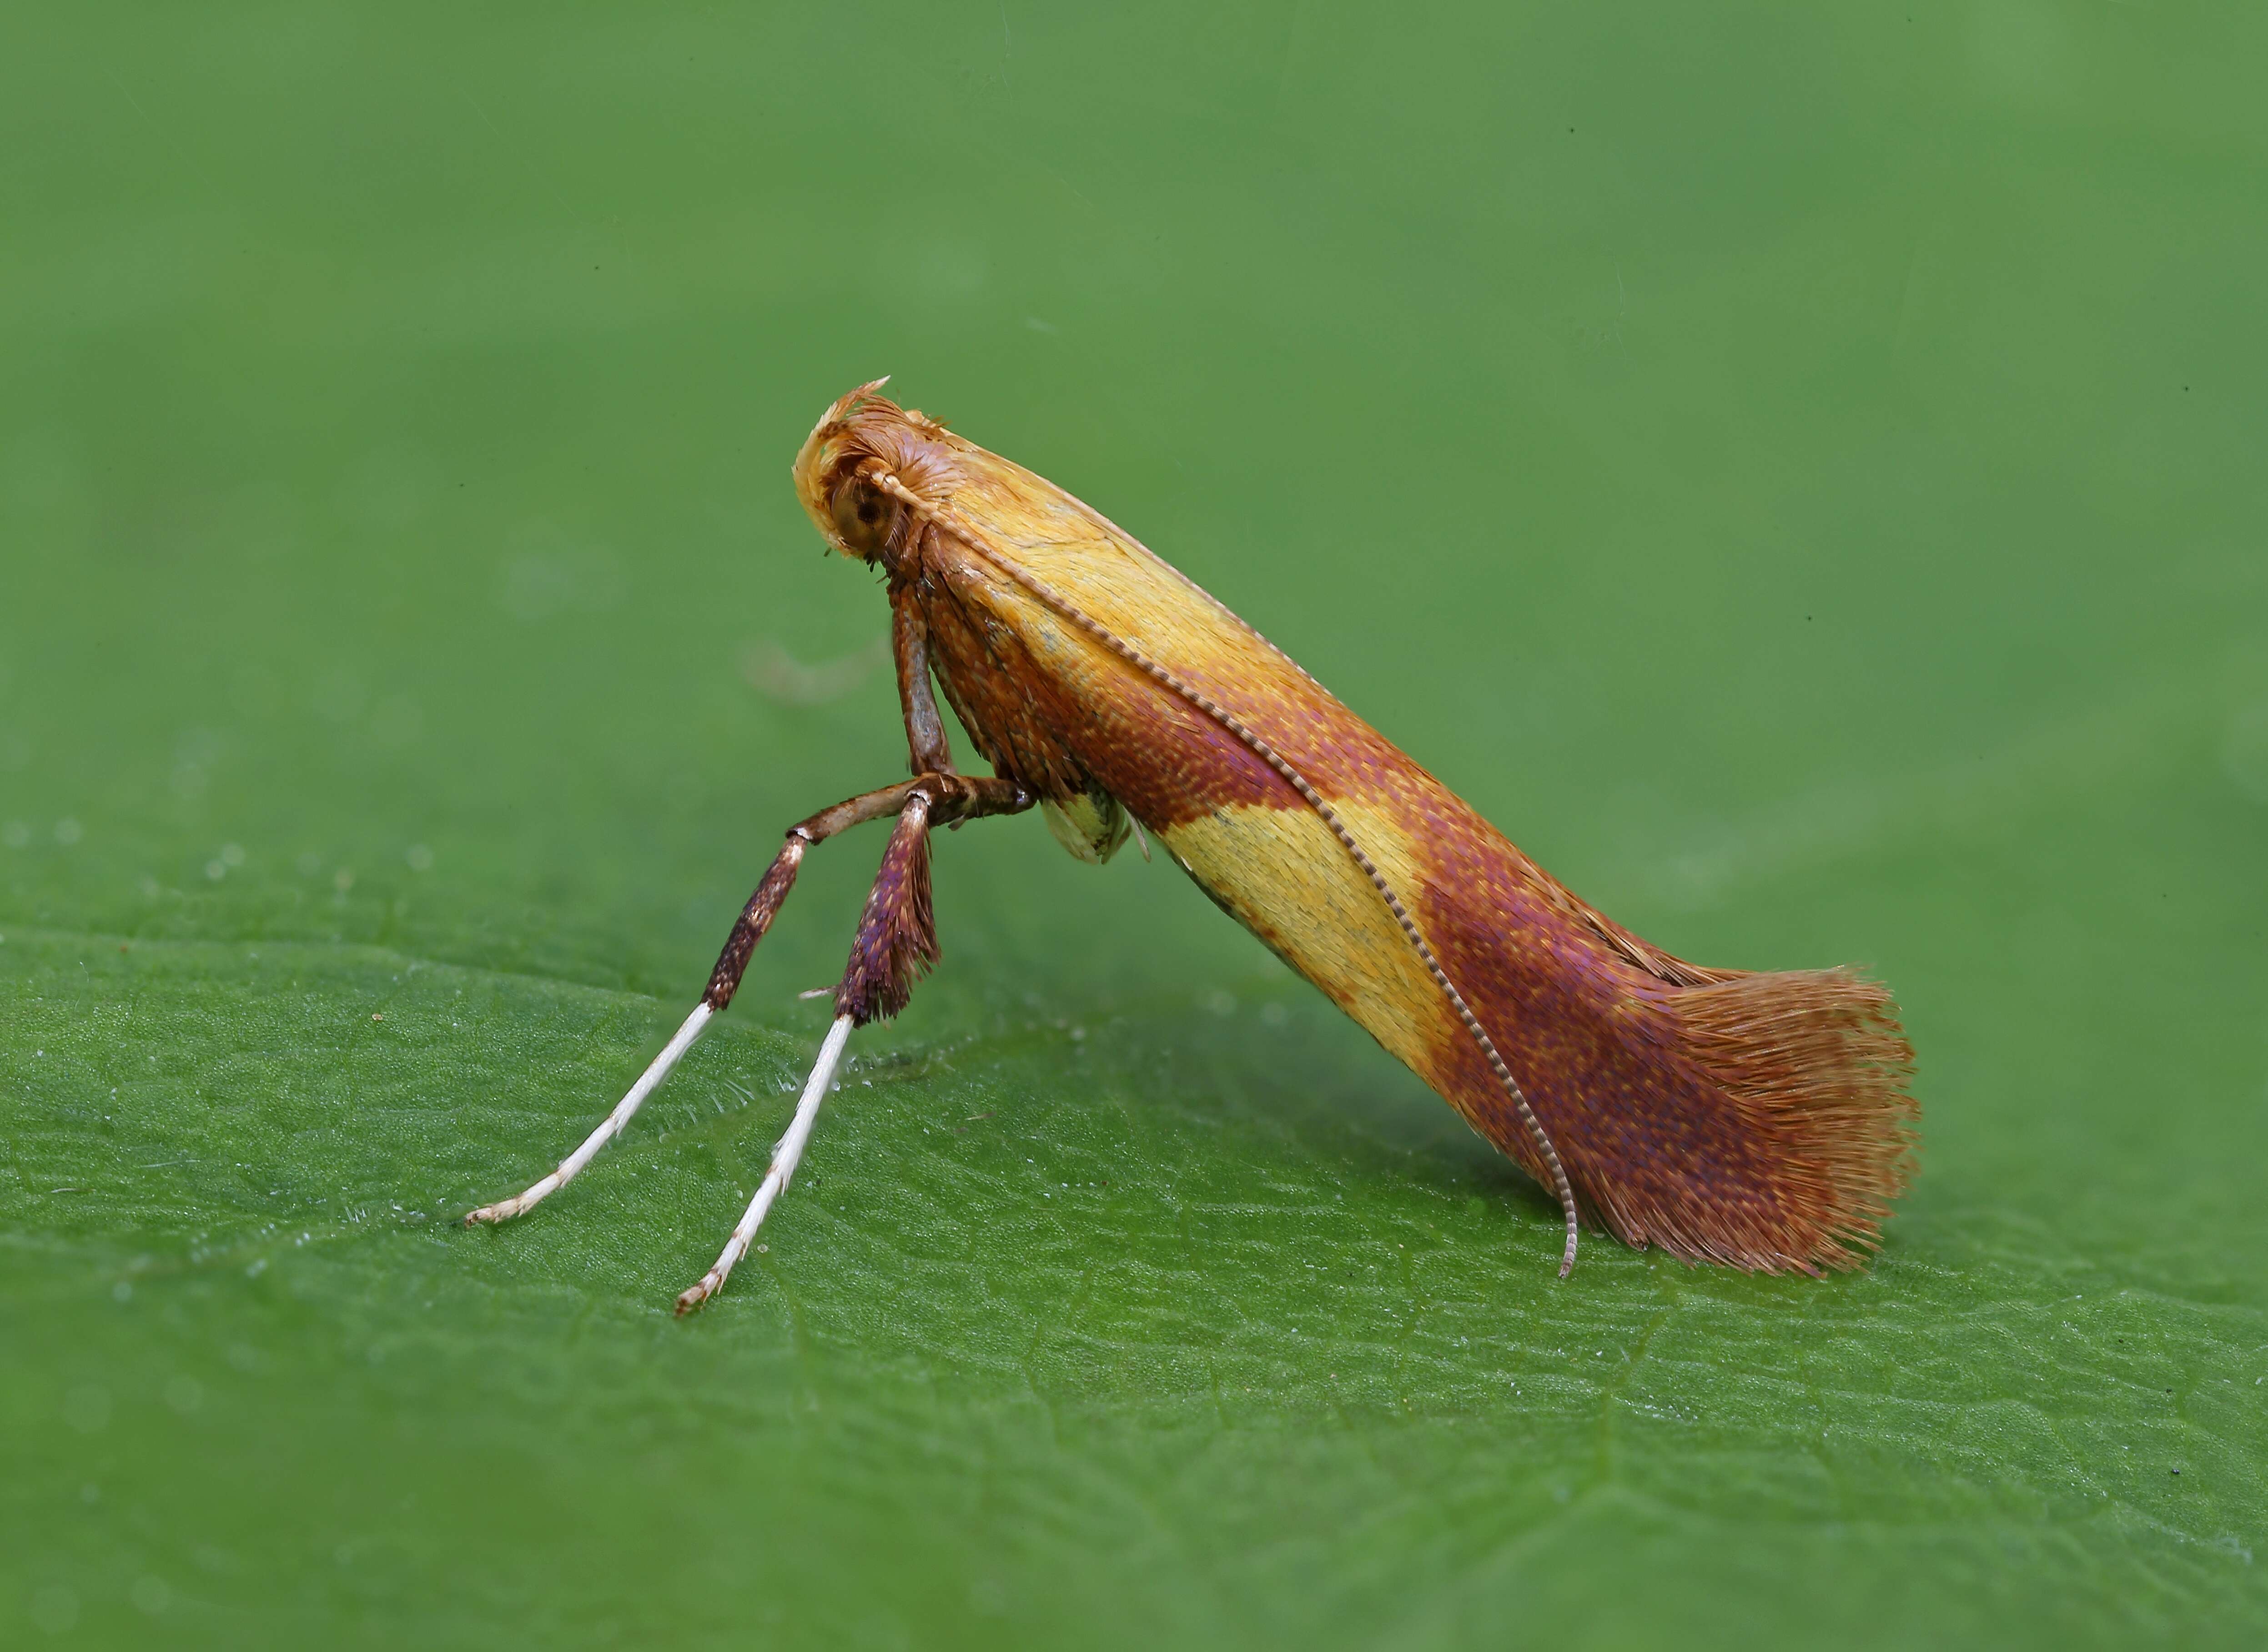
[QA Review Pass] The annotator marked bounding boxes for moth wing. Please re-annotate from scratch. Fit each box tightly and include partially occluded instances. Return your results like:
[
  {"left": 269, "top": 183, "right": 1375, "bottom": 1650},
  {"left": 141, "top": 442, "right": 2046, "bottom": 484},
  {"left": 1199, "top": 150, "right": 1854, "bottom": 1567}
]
[{"left": 1040, "top": 785, "right": 1132, "bottom": 865}]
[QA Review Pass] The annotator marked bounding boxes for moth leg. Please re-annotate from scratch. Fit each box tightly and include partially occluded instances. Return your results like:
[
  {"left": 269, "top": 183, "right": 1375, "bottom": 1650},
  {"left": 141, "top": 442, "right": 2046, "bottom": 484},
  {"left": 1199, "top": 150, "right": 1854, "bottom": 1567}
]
[
  {"left": 673, "top": 1011, "right": 854, "bottom": 1315},
  {"left": 676, "top": 776, "right": 1028, "bottom": 1312},
  {"left": 463, "top": 775, "right": 1013, "bottom": 1228},
  {"left": 892, "top": 582, "right": 954, "bottom": 776}
]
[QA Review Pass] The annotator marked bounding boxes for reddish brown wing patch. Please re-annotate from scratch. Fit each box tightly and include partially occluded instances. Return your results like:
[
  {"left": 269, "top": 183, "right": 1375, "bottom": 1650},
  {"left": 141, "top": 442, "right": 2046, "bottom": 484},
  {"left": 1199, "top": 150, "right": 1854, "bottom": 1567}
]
[
  {"left": 925, "top": 552, "right": 1451, "bottom": 833},
  {"left": 1416, "top": 809, "right": 1915, "bottom": 1270},
  {"left": 916, "top": 572, "right": 1091, "bottom": 802}
]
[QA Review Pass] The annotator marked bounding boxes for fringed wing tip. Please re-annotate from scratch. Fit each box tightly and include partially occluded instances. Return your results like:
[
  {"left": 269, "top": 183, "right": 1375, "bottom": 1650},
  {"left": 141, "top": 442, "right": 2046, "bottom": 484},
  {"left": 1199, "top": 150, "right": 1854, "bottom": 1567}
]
[{"left": 1576, "top": 965, "right": 1919, "bottom": 1274}]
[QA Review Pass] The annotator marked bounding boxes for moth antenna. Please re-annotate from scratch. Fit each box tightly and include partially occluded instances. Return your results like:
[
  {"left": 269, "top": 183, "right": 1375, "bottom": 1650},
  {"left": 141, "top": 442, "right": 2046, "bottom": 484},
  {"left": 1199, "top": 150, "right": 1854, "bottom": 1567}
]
[
  {"left": 1129, "top": 815, "right": 1153, "bottom": 862},
  {"left": 867, "top": 470, "right": 1584, "bottom": 1275}
]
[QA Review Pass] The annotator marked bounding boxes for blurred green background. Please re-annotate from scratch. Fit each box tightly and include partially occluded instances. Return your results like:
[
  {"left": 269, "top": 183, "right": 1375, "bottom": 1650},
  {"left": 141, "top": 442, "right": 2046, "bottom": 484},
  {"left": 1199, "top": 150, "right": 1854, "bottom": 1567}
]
[{"left": 4, "top": 2, "right": 2265, "bottom": 1647}]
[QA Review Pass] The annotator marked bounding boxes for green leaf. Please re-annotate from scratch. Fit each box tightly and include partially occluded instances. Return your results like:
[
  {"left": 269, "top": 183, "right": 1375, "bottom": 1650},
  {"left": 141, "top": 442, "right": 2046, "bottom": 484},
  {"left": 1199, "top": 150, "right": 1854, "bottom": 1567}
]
[{"left": 5, "top": 4, "right": 2267, "bottom": 1647}]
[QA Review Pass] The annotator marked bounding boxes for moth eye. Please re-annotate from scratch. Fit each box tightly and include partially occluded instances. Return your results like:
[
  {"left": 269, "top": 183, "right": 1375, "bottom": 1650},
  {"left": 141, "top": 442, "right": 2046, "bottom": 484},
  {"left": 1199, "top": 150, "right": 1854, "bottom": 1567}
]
[{"left": 831, "top": 478, "right": 899, "bottom": 556}]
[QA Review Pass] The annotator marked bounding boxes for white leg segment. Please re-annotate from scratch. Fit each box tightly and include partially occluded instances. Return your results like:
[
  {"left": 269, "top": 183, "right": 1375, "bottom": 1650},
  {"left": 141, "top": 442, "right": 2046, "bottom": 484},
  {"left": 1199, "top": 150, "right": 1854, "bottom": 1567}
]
[
  {"left": 465, "top": 1002, "right": 715, "bottom": 1225},
  {"left": 675, "top": 1013, "right": 852, "bottom": 1314}
]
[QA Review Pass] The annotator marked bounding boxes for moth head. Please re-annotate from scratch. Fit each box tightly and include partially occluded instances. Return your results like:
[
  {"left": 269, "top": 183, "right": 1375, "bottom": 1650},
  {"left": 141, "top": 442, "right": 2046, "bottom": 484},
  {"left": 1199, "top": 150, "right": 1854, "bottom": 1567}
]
[{"left": 792, "top": 379, "right": 957, "bottom": 571}]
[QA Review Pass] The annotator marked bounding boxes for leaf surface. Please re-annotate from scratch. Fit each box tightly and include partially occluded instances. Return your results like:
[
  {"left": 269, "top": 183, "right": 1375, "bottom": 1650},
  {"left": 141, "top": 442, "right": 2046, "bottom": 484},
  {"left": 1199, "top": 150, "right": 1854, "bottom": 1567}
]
[{"left": 4, "top": 4, "right": 2267, "bottom": 1647}]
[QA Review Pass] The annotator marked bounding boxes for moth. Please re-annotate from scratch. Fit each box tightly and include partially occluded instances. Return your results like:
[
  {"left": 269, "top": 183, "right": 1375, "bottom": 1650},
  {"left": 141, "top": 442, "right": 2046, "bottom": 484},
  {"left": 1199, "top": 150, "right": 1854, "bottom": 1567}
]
[{"left": 468, "top": 380, "right": 1919, "bottom": 1314}]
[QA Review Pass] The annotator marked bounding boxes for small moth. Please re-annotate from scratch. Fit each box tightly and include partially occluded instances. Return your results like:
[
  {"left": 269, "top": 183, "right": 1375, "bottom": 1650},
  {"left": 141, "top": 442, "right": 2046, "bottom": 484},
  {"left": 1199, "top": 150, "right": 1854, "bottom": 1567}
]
[{"left": 468, "top": 380, "right": 1918, "bottom": 1313}]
